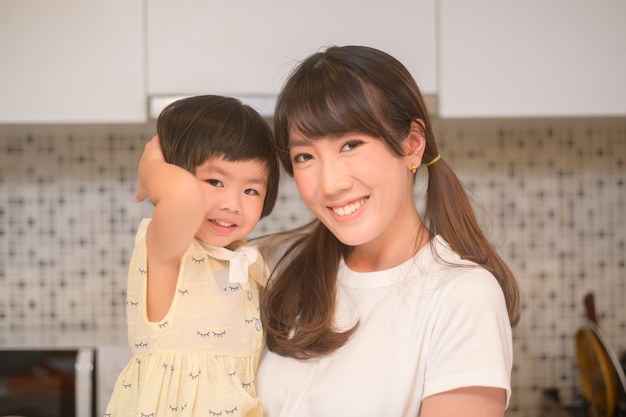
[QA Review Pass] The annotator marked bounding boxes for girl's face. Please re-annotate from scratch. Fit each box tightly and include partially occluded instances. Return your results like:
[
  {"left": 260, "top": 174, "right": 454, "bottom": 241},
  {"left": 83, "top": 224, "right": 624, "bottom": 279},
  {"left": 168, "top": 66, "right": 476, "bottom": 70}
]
[
  {"left": 289, "top": 128, "right": 423, "bottom": 261},
  {"left": 193, "top": 157, "right": 268, "bottom": 248}
]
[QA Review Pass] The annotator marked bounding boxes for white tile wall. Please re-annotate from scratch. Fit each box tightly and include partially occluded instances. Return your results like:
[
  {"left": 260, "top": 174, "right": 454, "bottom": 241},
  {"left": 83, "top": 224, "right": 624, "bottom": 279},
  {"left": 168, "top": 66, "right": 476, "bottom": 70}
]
[{"left": 1, "top": 118, "right": 624, "bottom": 417}]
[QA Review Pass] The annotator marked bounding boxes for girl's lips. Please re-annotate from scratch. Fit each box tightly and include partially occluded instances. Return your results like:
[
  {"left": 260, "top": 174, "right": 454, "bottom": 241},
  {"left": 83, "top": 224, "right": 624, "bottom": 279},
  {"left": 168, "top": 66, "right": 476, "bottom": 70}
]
[{"left": 329, "top": 197, "right": 369, "bottom": 217}]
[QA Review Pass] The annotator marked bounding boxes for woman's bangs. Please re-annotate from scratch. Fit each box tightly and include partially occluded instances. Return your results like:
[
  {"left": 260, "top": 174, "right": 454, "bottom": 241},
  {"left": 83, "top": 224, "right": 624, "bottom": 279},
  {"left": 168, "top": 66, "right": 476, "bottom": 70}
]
[{"left": 286, "top": 74, "right": 382, "bottom": 140}]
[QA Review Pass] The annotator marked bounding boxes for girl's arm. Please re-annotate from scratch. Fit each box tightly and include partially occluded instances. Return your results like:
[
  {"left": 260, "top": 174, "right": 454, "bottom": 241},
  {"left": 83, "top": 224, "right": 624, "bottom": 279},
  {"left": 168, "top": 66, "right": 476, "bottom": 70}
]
[
  {"left": 420, "top": 386, "right": 506, "bottom": 417},
  {"left": 137, "top": 135, "right": 208, "bottom": 321}
]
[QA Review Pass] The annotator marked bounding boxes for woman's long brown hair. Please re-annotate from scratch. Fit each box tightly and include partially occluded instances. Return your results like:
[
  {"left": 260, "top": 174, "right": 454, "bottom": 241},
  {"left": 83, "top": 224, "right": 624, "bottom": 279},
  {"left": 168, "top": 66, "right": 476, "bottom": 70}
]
[{"left": 262, "top": 46, "right": 520, "bottom": 359}]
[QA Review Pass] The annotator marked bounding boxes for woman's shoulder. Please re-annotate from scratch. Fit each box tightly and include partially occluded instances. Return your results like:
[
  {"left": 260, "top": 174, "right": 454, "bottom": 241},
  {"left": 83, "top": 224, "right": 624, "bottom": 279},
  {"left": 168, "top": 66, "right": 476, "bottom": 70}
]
[{"left": 425, "top": 236, "right": 504, "bottom": 299}]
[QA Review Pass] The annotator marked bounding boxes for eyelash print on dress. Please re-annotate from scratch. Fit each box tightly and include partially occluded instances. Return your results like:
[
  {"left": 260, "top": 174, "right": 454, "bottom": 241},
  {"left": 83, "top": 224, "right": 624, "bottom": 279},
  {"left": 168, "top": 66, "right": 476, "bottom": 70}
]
[
  {"left": 196, "top": 329, "right": 227, "bottom": 338},
  {"left": 169, "top": 404, "right": 188, "bottom": 412},
  {"left": 134, "top": 341, "right": 148, "bottom": 348},
  {"left": 189, "top": 371, "right": 201, "bottom": 380},
  {"left": 209, "top": 407, "right": 240, "bottom": 417},
  {"left": 209, "top": 407, "right": 239, "bottom": 416},
  {"left": 223, "top": 285, "right": 240, "bottom": 292},
  {"left": 192, "top": 256, "right": 206, "bottom": 263},
  {"left": 177, "top": 288, "right": 189, "bottom": 295}
]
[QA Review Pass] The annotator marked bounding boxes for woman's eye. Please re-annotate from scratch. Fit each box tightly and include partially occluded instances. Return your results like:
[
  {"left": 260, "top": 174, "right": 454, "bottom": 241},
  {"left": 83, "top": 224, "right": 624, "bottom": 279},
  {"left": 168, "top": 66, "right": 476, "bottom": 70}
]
[
  {"left": 341, "top": 140, "right": 363, "bottom": 152},
  {"left": 292, "top": 152, "right": 313, "bottom": 163},
  {"left": 207, "top": 179, "right": 223, "bottom": 187}
]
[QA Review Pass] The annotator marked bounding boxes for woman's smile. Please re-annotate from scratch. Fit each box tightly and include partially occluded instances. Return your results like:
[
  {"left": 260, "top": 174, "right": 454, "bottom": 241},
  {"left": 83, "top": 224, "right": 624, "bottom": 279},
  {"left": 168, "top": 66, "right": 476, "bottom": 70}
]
[{"left": 329, "top": 197, "right": 369, "bottom": 217}]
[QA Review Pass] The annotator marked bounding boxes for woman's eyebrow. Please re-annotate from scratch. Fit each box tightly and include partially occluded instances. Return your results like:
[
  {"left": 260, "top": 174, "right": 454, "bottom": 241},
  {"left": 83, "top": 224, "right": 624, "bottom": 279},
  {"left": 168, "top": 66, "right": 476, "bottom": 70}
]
[{"left": 288, "top": 137, "right": 311, "bottom": 148}]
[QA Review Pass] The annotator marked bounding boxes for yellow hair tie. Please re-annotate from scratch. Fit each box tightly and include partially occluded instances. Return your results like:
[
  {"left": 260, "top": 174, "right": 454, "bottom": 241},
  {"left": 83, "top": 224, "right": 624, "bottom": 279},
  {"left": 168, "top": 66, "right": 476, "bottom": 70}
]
[{"left": 425, "top": 154, "right": 441, "bottom": 167}]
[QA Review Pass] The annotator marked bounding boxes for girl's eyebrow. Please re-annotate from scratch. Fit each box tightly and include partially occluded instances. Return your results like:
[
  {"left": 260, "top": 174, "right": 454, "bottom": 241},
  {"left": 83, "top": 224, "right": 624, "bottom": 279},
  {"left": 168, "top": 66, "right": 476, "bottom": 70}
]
[
  {"left": 247, "top": 176, "right": 268, "bottom": 187},
  {"left": 206, "top": 166, "right": 268, "bottom": 187}
]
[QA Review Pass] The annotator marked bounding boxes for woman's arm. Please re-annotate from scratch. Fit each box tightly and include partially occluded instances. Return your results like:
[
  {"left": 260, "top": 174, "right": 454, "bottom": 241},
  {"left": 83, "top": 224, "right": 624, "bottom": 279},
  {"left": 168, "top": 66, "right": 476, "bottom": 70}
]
[
  {"left": 420, "top": 386, "right": 506, "bottom": 417},
  {"left": 420, "top": 267, "right": 513, "bottom": 416}
]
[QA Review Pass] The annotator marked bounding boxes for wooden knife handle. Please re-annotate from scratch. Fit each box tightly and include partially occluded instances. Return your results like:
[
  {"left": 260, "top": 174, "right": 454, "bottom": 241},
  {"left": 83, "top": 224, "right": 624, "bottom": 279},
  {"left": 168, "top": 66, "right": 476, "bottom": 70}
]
[{"left": 583, "top": 292, "right": 598, "bottom": 324}]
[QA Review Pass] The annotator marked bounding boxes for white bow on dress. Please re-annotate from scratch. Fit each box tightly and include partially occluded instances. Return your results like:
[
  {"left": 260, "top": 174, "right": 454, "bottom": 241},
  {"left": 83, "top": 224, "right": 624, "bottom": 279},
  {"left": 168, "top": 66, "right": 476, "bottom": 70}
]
[{"left": 202, "top": 244, "right": 259, "bottom": 284}]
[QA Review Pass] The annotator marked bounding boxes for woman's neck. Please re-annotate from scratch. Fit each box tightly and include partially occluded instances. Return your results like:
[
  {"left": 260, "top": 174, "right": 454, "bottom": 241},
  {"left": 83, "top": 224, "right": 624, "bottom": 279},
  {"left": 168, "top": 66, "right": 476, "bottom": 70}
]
[{"left": 345, "top": 213, "right": 430, "bottom": 272}]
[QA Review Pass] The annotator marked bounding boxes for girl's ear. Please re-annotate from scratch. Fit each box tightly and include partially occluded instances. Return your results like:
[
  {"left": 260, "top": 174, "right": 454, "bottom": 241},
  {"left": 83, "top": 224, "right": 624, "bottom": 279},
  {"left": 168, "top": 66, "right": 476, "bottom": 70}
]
[{"left": 405, "top": 120, "right": 426, "bottom": 160}]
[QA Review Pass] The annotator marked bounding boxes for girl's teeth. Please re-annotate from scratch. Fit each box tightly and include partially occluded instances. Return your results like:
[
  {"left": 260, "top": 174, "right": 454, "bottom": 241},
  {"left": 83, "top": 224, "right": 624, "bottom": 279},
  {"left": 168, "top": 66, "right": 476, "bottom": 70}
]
[{"left": 214, "top": 219, "right": 234, "bottom": 227}]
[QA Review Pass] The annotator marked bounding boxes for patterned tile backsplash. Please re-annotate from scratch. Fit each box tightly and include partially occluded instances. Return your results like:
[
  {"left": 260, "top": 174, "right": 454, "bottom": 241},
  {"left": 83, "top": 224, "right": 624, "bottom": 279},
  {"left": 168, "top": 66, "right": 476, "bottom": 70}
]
[{"left": 1, "top": 118, "right": 624, "bottom": 417}]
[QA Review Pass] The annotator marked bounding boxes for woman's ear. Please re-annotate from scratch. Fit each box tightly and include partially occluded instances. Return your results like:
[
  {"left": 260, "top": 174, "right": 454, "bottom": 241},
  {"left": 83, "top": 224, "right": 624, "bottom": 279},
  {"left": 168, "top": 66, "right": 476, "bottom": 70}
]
[{"left": 406, "top": 120, "right": 426, "bottom": 159}]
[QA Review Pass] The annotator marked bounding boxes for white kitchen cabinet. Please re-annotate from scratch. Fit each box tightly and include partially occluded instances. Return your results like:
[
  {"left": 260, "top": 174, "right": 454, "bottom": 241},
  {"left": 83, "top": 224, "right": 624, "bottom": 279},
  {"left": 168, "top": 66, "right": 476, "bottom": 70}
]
[
  {"left": 439, "top": 0, "right": 626, "bottom": 117},
  {"left": 147, "top": 0, "right": 437, "bottom": 117},
  {"left": 0, "top": 0, "right": 145, "bottom": 123}
]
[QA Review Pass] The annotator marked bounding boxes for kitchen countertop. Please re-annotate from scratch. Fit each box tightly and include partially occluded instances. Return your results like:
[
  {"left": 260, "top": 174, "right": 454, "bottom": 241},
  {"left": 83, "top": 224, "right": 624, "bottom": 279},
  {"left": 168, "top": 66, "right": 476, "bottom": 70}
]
[{"left": 0, "top": 325, "right": 128, "bottom": 349}]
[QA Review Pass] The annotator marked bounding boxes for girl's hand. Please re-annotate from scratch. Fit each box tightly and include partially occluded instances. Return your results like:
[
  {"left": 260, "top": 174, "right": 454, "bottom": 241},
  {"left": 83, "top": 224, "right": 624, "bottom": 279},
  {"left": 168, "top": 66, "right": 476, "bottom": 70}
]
[{"left": 135, "top": 135, "right": 165, "bottom": 203}]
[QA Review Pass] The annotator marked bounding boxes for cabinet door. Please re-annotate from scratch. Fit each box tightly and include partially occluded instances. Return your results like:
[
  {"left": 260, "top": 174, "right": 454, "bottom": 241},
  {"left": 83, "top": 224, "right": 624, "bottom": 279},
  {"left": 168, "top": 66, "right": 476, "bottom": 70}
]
[
  {"left": 147, "top": 0, "right": 437, "bottom": 111},
  {"left": 0, "top": 0, "right": 145, "bottom": 123},
  {"left": 439, "top": 0, "right": 626, "bottom": 117}
]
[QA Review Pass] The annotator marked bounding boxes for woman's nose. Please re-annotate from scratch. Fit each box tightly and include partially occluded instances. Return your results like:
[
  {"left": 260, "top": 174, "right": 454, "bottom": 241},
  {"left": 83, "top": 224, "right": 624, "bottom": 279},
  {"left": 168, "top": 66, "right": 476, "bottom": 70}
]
[{"left": 320, "top": 160, "right": 351, "bottom": 195}]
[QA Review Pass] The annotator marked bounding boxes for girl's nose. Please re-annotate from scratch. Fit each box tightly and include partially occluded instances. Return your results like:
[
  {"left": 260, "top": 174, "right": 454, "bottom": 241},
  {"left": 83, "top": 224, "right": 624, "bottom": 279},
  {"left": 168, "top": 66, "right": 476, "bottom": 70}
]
[{"left": 215, "top": 190, "right": 241, "bottom": 213}]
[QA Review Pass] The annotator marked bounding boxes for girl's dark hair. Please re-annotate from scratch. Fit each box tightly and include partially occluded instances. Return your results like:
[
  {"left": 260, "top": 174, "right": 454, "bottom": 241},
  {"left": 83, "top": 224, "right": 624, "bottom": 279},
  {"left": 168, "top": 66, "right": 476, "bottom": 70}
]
[
  {"left": 157, "top": 95, "right": 280, "bottom": 217},
  {"left": 262, "top": 45, "right": 520, "bottom": 359}
]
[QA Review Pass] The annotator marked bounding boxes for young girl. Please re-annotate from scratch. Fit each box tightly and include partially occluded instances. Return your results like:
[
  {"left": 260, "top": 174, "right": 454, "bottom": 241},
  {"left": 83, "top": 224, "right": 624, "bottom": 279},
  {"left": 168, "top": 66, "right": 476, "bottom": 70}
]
[
  {"left": 256, "top": 46, "right": 521, "bottom": 417},
  {"left": 105, "top": 95, "right": 279, "bottom": 417}
]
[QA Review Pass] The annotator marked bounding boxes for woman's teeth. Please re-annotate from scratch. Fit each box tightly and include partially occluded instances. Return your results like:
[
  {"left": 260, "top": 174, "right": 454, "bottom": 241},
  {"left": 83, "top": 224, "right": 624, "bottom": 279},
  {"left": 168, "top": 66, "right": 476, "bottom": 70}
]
[{"left": 332, "top": 198, "right": 366, "bottom": 216}]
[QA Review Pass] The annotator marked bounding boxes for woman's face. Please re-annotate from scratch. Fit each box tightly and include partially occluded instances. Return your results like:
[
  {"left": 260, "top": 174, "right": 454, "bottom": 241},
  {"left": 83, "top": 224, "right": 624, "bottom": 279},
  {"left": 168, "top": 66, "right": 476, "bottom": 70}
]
[{"left": 288, "top": 129, "right": 420, "bottom": 254}]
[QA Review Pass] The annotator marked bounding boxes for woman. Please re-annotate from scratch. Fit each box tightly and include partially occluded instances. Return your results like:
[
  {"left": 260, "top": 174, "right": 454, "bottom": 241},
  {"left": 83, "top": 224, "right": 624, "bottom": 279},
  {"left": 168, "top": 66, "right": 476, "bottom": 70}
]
[{"left": 257, "top": 45, "right": 520, "bottom": 417}]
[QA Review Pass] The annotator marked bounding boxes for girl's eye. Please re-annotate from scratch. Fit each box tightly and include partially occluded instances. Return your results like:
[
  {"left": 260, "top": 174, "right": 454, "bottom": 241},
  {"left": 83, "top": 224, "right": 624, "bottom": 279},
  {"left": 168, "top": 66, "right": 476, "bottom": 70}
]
[
  {"left": 341, "top": 140, "right": 363, "bottom": 152},
  {"left": 244, "top": 188, "right": 260, "bottom": 196},
  {"left": 207, "top": 179, "right": 223, "bottom": 187},
  {"left": 292, "top": 152, "right": 313, "bottom": 163}
]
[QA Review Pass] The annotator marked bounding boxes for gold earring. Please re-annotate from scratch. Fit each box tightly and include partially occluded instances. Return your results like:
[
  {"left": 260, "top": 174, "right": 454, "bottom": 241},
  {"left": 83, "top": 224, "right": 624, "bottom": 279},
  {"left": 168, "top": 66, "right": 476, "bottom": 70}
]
[{"left": 410, "top": 163, "right": 418, "bottom": 174}]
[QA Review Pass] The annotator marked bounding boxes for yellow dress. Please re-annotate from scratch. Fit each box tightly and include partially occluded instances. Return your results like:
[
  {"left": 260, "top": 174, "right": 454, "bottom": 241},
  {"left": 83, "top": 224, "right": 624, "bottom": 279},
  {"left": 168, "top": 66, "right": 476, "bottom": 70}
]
[{"left": 105, "top": 218, "right": 267, "bottom": 417}]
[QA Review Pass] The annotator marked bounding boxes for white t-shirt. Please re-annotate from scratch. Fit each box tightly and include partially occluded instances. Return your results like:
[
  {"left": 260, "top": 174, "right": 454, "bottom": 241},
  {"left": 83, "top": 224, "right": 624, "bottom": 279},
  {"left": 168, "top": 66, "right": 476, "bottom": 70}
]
[{"left": 257, "top": 235, "right": 513, "bottom": 417}]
